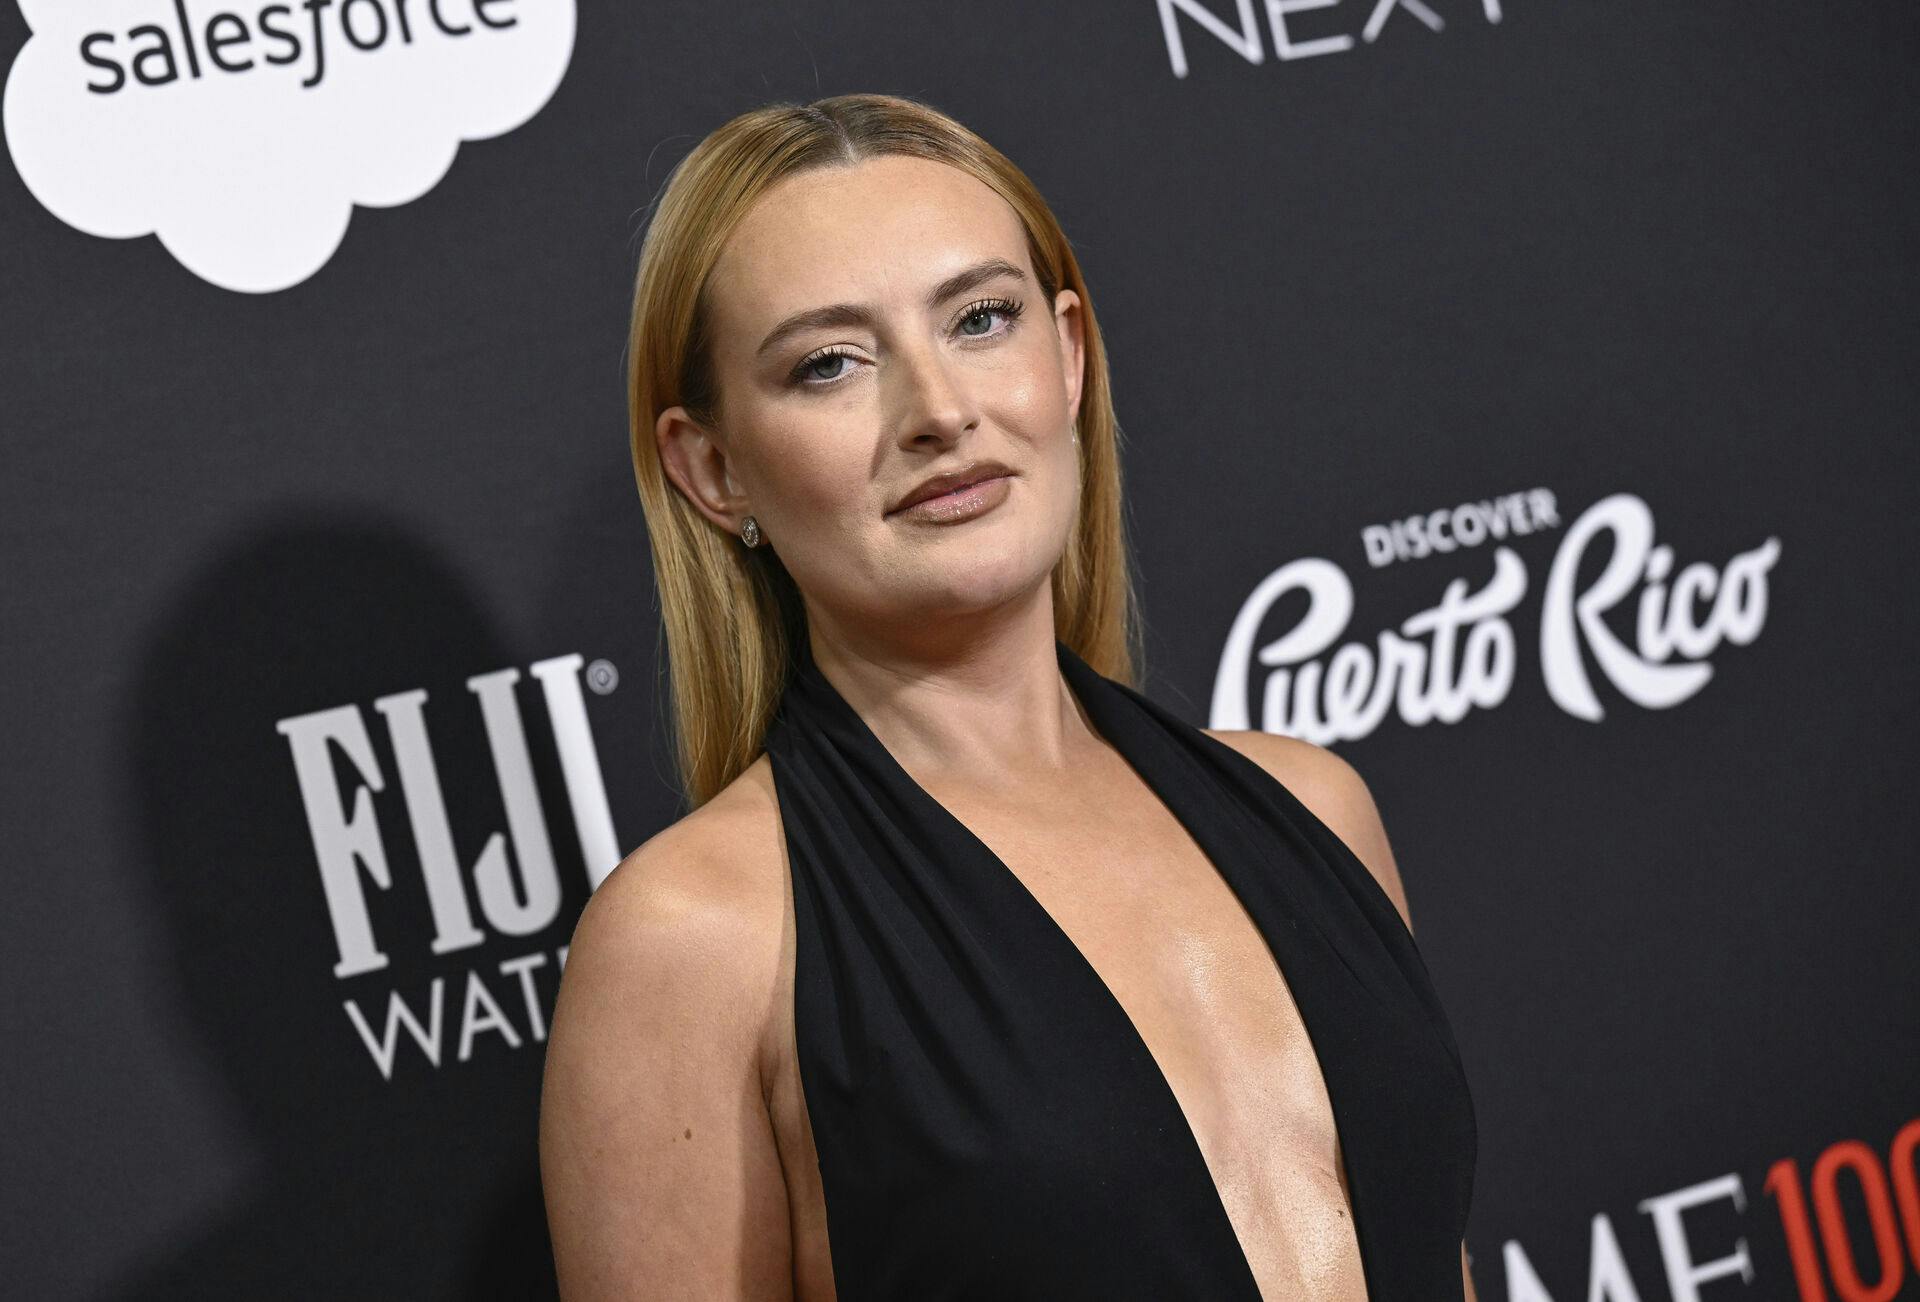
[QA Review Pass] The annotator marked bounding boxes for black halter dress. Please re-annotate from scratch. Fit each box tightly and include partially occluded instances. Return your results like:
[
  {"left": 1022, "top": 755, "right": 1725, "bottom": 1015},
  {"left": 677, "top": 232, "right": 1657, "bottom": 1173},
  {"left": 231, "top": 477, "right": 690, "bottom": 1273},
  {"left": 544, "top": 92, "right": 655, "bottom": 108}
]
[{"left": 761, "top": 638, "right": 1478, "bottom": 1300}]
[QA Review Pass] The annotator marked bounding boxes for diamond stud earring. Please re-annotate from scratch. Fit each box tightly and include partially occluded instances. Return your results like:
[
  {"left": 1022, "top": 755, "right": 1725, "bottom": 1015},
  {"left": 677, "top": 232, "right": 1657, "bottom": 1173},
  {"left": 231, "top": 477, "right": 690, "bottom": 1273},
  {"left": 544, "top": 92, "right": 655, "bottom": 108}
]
[{"left": 740, "top": 515, "right": 763, "bottom": 548}]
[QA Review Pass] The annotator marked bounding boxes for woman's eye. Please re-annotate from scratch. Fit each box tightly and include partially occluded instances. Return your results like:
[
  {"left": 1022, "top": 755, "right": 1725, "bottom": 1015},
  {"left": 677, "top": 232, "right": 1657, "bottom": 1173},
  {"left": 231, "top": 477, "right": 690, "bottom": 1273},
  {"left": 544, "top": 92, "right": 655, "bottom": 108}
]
[
  {"left": 956, "top": 297, "right": 1029, "bottom": 341},
  {"left": 793, "top": 349, "right": 856, "bottom": 385},
  {"left": 959, "top": 307, "right": 997, "bottom": 336}
]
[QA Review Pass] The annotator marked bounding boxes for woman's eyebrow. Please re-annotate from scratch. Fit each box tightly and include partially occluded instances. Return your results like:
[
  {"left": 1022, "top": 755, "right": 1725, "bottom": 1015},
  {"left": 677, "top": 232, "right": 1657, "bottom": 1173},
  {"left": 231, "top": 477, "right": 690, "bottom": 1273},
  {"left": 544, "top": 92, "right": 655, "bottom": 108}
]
[
  {"left": 754, "top": 257, "right": 1029, "bottom": 361},
  {"left": 926, "top": 256, "right": 1028, "bottom": 311}
]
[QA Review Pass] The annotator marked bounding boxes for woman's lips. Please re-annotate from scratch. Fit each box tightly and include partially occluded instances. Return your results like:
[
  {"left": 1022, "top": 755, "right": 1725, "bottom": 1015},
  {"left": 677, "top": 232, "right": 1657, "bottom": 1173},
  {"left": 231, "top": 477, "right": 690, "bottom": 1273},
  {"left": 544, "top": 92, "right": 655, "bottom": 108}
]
[{"left": 888, "top": 473, "right": 1013, "bottom": 524}]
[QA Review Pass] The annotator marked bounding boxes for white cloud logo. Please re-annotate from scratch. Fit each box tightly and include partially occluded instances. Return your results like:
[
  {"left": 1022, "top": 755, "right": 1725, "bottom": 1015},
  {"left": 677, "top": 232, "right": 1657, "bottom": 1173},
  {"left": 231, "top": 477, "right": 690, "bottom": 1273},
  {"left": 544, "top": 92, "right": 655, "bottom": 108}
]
[{"left": 3, "top": 0, "right": 574, "bottom": 292}]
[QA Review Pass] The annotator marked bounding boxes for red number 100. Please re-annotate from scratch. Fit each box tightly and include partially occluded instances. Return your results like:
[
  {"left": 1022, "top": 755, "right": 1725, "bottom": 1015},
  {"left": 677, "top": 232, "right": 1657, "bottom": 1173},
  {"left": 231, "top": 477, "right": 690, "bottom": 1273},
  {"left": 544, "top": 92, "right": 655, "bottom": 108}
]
[{"left": 1767, "top": 1118, "right": 1920, "bottom": 1302}]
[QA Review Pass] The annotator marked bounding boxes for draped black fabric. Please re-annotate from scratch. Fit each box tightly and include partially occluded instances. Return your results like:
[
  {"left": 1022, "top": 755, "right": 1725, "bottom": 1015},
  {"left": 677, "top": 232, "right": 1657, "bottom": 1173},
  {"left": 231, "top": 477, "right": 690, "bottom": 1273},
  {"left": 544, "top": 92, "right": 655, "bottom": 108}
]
[{"left": 762, "top": 638, "right": 1478, "bottom": 1300}]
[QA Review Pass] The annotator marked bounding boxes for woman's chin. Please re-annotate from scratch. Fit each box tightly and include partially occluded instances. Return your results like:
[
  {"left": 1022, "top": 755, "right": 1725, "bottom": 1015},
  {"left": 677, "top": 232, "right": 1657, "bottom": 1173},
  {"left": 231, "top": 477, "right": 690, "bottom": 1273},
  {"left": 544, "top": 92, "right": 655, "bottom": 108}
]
[
  {"left": 903, "top": 556, "right": 1054, "bottom": 619},
  {"left": 832, "top": 524, "right": 1067, "bottom": 627}
]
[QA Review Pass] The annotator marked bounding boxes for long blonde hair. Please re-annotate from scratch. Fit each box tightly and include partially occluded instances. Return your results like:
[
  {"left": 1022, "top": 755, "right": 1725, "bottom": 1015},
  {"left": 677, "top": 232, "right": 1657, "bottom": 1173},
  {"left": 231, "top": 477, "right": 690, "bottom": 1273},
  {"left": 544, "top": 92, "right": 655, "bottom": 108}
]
[{"left": 627, "top": 92, "right": 1143, "bottom": 810}]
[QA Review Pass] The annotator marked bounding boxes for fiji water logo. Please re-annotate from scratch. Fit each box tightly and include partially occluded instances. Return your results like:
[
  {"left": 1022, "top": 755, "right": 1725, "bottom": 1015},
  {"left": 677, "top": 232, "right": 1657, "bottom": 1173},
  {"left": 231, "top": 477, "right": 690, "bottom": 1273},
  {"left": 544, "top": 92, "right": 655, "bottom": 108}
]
[
  {"left": 275, "top": 652, "right": 619, "bottom": 1079},
  {"left": 2, "top": 0, "right": 574, "bottom": 291},
  {"left": 1212, "top": 490, "right": 1783, "bottom": 739}
]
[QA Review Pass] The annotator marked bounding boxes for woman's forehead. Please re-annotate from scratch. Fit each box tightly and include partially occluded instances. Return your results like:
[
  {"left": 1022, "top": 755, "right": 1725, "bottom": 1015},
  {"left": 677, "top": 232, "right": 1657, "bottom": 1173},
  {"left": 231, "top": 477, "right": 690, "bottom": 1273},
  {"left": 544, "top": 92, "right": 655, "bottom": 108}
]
[{"left": 708, "top": 157, "right": 1029, "bottom": 324}]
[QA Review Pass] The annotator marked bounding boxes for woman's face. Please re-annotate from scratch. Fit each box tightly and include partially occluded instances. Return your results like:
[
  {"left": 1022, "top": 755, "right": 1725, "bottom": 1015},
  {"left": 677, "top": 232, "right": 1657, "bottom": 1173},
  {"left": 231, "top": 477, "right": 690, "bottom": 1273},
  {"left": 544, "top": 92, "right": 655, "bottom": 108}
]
[{"left": 658, "top": 153, "right": 1086, "bottom": 649}]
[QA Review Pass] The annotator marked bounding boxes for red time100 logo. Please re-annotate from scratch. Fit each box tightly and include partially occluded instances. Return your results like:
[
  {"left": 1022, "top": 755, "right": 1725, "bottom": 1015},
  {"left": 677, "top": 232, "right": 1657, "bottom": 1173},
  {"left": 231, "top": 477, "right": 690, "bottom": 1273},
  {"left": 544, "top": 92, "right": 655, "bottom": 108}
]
[{"left": 1770, "top": 1118, "right": 1920, "bottom": 1302}]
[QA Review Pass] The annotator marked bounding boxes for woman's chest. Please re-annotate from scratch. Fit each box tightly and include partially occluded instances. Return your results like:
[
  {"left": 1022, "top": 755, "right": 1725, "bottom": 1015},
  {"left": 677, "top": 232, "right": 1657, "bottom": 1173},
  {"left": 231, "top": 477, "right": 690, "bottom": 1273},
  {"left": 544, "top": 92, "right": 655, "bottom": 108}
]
[{"left": 764, "top": 781, "right": 1371, "bottom": 1300}]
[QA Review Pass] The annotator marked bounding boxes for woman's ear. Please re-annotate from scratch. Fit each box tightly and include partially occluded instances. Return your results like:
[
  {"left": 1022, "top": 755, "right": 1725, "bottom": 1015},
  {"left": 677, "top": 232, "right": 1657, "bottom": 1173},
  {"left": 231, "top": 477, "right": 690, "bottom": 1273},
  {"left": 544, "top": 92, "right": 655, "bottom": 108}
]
[
  {"left": 656, "top": 405, "right": 750, "bottom": 533},
  {"left": 1053, "top": 288, "right": 1085, "bottom": 426}
]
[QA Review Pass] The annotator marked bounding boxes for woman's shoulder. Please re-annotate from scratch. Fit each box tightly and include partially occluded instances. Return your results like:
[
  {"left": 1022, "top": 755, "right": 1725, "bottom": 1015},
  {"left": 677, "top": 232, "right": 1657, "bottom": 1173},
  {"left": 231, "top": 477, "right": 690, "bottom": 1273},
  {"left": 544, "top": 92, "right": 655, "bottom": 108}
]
[
  {"left": 1201, "top": 727, "right": 1369, "bottom": 812},
  {"left": 1201, "top": 728, "right": 1413, "bottom": 933},
  {"left": 595, "top": 753, "right": 788, "bottom": 924},
  {"left": 556, "top": 753, "right": 793, "bottom": 1069}
]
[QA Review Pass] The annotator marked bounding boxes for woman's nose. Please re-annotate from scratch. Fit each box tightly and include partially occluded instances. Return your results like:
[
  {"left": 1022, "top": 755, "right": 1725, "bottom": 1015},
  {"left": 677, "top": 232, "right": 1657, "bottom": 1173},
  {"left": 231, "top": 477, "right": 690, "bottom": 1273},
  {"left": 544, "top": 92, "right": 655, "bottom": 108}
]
[{"left": 890, "top": 338, "right": 980, "bottom": 444}]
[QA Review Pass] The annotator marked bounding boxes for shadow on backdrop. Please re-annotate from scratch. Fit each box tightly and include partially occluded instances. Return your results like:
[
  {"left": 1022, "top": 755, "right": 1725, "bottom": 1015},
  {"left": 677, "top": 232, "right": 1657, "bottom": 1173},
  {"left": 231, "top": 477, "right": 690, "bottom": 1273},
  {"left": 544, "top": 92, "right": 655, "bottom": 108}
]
[{"left": 104, "top": 512, "right": 567, "bottom": 1301}]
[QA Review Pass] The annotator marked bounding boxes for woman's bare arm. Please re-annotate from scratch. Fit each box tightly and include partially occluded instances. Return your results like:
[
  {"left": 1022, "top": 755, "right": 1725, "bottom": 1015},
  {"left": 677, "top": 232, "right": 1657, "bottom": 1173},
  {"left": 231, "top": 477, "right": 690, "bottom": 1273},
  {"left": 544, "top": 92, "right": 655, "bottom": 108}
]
[{"left": 539, "top": 824, "right": 792, "bottom": 1300}]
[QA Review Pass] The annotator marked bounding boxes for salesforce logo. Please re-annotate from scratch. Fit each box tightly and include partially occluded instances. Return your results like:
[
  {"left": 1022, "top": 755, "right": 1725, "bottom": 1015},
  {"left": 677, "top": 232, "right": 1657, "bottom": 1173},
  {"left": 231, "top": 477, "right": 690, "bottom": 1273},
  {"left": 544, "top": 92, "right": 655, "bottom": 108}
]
[{"left": 3, "top": 0, "right": 574, "bottom": 292}]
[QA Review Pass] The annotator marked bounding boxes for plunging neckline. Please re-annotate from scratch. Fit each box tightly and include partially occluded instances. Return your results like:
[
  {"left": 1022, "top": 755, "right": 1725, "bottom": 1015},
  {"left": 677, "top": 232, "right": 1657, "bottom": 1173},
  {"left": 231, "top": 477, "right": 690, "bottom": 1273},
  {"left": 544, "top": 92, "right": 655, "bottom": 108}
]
[{"left": 789, "top": 639, "right": 1374, "bottom": 1302}]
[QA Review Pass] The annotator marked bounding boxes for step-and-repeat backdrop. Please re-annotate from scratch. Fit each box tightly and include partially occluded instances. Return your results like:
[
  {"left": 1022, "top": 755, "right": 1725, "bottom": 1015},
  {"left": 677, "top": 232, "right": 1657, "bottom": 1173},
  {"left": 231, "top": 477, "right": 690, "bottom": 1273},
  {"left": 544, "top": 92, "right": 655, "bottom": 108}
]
[{"left": 5, "top": 2, "right": 1915, "bottom": 1298}]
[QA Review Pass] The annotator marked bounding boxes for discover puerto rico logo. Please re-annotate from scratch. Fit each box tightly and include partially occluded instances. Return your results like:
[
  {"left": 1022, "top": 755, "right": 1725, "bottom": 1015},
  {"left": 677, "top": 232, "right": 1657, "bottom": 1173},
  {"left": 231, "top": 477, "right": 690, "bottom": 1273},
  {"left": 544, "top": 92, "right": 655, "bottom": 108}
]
[{"left": 1211, "top": 489, "right": 1783, "bottom": 739}]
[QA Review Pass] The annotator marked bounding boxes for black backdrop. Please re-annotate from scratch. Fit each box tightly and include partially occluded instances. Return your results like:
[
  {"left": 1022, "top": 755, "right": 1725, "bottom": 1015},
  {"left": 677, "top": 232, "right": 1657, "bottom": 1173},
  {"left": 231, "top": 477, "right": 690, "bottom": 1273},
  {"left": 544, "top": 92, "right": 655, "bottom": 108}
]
[{"left": 4, "top": 2, "right": 1917, "bottom": 1299}]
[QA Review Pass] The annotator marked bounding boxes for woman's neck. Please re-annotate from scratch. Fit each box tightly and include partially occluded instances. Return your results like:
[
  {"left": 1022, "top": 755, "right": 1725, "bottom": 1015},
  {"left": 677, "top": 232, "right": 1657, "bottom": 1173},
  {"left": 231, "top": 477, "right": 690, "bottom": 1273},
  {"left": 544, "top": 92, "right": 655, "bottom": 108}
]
[{"left": 802, "top": 593, "right": 1097, "bottom": 792}]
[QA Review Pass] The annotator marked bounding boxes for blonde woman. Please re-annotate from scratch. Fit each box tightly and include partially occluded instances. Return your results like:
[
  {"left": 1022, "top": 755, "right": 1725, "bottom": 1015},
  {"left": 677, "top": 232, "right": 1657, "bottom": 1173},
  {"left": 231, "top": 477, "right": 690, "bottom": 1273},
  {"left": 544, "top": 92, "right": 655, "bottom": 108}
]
[{"left": 540, "top": 93, "right": 1479, "bottom": 1302}]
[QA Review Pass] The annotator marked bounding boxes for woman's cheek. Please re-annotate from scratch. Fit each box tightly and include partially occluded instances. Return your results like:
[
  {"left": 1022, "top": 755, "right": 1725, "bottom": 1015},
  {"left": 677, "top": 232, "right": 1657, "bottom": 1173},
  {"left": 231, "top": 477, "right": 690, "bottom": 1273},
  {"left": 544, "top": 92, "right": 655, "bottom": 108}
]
[
  {"left": 996, "top": 372, "right": 1044, "bottom": 424},
  {"left": 796, "top": 456, "right": 870, "bottom": 528}
]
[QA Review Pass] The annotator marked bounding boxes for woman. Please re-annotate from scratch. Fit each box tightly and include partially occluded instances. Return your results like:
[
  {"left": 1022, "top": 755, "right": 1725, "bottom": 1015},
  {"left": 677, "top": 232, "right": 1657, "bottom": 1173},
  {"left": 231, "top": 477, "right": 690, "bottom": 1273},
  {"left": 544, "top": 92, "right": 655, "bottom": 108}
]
[{"left": 540, "top": 93, "right": 1479, "bottom": 1301}]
